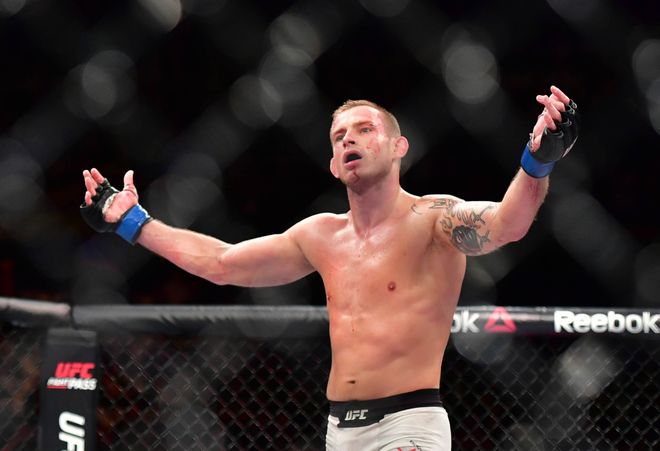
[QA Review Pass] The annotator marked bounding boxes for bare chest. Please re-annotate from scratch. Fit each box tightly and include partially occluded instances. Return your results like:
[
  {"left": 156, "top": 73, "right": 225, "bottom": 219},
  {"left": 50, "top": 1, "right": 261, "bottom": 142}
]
[{"left": 312, "top": 218, "right": 442, "bottom": 301}]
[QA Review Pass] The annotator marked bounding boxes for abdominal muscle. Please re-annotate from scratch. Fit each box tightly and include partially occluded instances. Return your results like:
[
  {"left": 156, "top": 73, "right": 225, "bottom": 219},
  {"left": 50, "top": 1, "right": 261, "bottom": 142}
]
[{"left": 325, "top": 285, "right": 459, "bottom": 401}]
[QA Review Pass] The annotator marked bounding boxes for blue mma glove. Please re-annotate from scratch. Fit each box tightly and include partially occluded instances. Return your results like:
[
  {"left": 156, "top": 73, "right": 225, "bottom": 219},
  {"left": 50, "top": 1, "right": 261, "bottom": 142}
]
[
  {"left": 521, "top": 100, "right": 579, "bottom": 178},
  {"left": 80, "top": 179, "right": 152, "bottom": 244}
]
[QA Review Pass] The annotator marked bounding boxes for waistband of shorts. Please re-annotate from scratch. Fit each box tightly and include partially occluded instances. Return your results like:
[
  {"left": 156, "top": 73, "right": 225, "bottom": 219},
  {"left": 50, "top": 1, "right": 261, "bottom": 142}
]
[{"left": 329, "top": 388, "right": 442, "bottom": 428}]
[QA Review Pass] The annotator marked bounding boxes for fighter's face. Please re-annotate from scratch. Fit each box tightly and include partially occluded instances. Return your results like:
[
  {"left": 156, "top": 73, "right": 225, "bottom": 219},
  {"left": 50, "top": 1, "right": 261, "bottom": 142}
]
[{"left": 329, "top": 106, "right": 397, "bottom": 186}]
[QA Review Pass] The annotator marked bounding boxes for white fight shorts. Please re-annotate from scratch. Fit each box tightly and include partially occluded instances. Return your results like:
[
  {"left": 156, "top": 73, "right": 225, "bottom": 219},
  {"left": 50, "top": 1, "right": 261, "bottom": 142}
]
[{"left": 325, "top": 389, "right": 451, "bottom": 451}]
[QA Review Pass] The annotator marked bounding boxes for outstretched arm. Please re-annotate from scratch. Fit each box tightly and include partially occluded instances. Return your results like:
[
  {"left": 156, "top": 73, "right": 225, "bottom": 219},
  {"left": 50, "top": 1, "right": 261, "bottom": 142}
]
[
  {"left": 428, "top": 171, "right": 547, "bottom": 255},
  {"left": 137, "top": 221, "right": 315, "bottom": 286},
  {"left": 81, "top": 168, "right": 315, "bottom": 287},
  {"left": 429, "top": 85, "right": 578, "bottom": 255}
]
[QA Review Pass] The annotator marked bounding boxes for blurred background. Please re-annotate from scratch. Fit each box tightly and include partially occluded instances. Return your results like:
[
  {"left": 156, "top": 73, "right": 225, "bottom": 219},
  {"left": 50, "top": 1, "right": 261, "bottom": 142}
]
[{"left": 0, "top": 0, "right": 658, "bottom": 309}]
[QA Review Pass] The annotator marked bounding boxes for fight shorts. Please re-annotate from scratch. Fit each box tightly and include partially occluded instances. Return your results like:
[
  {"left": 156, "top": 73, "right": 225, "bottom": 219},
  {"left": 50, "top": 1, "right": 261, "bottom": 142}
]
[{"left": 325, "top": 389, "right": 451, "bottom": 451}]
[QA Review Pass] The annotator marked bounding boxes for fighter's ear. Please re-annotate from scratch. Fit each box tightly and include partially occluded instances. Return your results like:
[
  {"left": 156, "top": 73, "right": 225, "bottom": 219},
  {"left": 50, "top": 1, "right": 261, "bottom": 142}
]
[
  {"left": 394, "top": 136, "right": 409, "bottom": 158},
  {"left": 329, "top": 157, "right": 339, "bottom": 178}
]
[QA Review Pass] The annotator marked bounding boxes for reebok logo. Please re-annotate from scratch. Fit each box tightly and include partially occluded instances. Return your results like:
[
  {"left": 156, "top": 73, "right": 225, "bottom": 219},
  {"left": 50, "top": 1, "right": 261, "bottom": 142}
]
[
  {"left": 554, "top": 310, "right": 660, "bottom": 334},
  {"left": 451, "top": 308, "right": 517, "bottom": 333},
  {"left": 344, "top": 409, "right": 368, "bottom": 421},
  {"left": 47, "top": 362, "right": 97, "bottom": 391},
  {"left": 484, "top": 307, "right": 517, "bottom": 333}
]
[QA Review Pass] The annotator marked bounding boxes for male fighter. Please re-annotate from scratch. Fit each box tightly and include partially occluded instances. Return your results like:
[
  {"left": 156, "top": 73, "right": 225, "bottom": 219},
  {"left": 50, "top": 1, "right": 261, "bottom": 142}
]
[{"left": 81, "top": 85, "right": 578, "bottom": 450}]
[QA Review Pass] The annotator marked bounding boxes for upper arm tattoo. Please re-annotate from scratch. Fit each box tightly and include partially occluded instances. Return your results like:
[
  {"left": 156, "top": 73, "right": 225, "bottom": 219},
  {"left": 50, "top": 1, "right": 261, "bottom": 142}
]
[{"left": 412, "top": 197, "right": 495, "bottom": 255}]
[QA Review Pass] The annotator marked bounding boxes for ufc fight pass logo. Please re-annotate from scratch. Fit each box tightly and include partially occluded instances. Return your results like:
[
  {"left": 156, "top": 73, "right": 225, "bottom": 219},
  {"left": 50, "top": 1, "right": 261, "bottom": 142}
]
[{"left": 46, "top": 362, "right": 97, "bottom": 390}]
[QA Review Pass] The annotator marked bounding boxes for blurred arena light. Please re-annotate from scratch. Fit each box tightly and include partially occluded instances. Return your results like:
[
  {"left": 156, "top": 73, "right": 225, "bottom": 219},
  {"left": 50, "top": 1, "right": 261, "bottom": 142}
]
[
  {"left": 166, "top": 175, "right": 222, "bottom": 228},
  {"left": 634, "top": 244, "right": 660, "bottom": 306},
  {"left": 452, "top": 333, "right": 515, "bottom": 366},
  {"left": 229, "top": 75, "right": 283, "bottom": 128},
  {"left": 144, "top": 174, "right": 222, "bottom": 229},
  {"left": 396, "top": 118, "right": 427, "bottom": 174},
  {"left": 65, "top": 50, "right": 136, "bottom": 120},
  {"left": 552, "top": 192, "right": 637, "bottom": 286},
  {"left": 136, "top": 0, "right": 183, "bottom": 32},
  {"left": 0, "top": 147, "right": 43, "bottom": 223},
  {"left": 0, "top": 0, "right": 24, "bottom": 16},
  {"left": 546, "top": 0, "right": 601, "bottom": 23},
  {"left": 269, "top": 14, "right": 322, "bottom": 62},
  {"left": 556, "top": 336, "right": 623, "bottom": 401},
  {"left": 359, "top": 0, "right": 411, "bottom": 18},
  {"left": 632, "top": 39, "right": 660, "bottom": 134},
  {"left": 258, "top": 50, "right": 318, "bottom": 121},
  {"left": 441, "top": 27, "right": 500, "bottom": 105},
  {"left": 451, "top": 316, "right": 515, "bottom": 366},
  {"left": 170, "top": 107, "right": 251, "bottom": 170},
  {"left": 0, "top": 174, "right": 43, "bottom": 231},
  {"left": 449, "top": 92, "right": 506, "bottom": 135}
]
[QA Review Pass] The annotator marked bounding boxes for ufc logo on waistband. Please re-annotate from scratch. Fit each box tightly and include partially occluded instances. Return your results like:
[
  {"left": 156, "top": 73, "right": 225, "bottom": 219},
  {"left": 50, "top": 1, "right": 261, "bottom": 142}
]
[{"left": 344, "top": 409, "right": 368, "bottom": 421}]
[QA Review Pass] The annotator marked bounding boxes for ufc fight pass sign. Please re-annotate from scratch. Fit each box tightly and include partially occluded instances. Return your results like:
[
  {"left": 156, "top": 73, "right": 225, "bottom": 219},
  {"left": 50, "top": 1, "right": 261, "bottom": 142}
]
[{"left": 39, "top": 328, "right": 101, "bottom": 451}]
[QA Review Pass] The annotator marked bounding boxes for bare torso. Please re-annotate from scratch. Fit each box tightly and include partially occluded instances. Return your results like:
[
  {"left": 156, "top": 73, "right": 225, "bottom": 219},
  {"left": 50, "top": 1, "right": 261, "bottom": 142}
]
[{"left": 298, "top": 191, "right": 466, "bottom": 401}]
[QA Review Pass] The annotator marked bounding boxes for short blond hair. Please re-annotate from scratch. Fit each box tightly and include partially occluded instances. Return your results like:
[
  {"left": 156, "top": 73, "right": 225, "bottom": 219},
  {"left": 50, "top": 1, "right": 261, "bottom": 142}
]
[{"left": 332, "top": 100, "right": 401, "bottom": 137}]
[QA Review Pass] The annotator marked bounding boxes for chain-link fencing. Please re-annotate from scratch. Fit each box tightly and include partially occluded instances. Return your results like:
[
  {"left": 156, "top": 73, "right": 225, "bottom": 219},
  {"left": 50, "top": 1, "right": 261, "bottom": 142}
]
[{"left": 1, "top": 301, "right": 659, "bottom": 450}]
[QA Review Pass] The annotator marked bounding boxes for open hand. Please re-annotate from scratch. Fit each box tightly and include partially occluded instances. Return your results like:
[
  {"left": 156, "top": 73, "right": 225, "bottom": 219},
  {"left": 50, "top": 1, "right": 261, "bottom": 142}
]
[
  {"left": 529, "top": 85, "right": 572, "bottom": 152},
  {"left": 82, "top": 168, "right": 138, "bottom": 222}
]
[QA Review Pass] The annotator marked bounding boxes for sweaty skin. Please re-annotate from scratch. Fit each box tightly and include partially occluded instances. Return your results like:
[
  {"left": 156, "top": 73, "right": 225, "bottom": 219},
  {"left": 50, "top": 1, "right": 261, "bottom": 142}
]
[
  {"left": 301, "top": 193, "right": 466, "bottom": 400},
  {"left": 83, "top": 86, "right": 570, "bottom": 401}
]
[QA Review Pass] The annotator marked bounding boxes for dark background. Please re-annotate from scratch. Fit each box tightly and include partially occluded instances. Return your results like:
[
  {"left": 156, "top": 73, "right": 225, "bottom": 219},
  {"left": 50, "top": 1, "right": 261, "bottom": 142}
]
[{"left": 0, "top": 0, "right": 659, "bottom": 309}]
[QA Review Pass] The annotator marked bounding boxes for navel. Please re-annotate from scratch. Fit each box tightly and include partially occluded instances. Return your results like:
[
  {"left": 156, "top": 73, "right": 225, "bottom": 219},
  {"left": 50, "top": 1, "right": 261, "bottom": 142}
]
[{"left": 387, "top": 281, "right": 396, "bottom": 291}]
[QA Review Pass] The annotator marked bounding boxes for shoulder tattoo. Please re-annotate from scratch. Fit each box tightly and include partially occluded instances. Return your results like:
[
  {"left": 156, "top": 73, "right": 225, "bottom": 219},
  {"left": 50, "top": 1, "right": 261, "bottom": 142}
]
[{"left": 411, "top": 197, "right": 494, "bottom": 254}]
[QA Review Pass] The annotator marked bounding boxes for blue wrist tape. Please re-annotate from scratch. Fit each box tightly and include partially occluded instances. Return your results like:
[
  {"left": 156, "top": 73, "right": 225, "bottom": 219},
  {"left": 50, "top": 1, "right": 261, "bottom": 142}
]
[
  {"left": 115, "top": 204, "right": 152, "bottom": 244},
  {"left": 520, "top": 143, "right": 555, "bottom": 178}
]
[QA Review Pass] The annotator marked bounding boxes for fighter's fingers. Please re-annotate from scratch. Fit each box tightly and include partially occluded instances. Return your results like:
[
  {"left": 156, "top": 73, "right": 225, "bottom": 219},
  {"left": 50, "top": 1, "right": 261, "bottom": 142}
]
[
  {"left": 123, "top": 170, "right": 134, "bottom": 187},
  {"left": 84, "top": 174, "right": 97, "bottom": 195},
  {"left": 90, "top": 167, "right": 105, "bottom": 184},
  {"left": 532, "top": 116, "right": 546, "bottom": 141},
  {"left": 123, "top": 170, "right": 137, "bottom": 197},
  {"left": 547, "top": 95, "right": 566, "bottom": 112},
  {"left": 536, "top": 95, "right": 562, "bottom": 123},
  {"left": 543, "top": 110, "right": 557, "bottom": 131},
  {"left": 84, "top": 191, "right": 92, "bottom": 206},
  {"left": 532, "top": 133, "right": 543, "bottom": 151},
  {"left": 550, "top": 85, "right": 570, "bottom": 105}
]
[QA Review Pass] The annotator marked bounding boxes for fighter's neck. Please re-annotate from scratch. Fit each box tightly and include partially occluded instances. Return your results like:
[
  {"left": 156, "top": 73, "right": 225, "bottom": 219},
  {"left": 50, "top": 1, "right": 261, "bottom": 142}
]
[{"left": 346, "top": 179, "right": 404, "bottom": 234}]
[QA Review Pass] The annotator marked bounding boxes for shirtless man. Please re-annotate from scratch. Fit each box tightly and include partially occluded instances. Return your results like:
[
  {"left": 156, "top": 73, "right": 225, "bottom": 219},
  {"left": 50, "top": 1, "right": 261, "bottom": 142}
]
[{"left": 81, "top": 86, "right": 578, "bottom": 450}]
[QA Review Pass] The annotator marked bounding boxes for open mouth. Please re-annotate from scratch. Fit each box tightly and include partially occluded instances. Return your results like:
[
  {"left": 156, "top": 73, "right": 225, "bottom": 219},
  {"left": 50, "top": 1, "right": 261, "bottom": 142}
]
[{"left": 344, "top": 152, "right": 362, "bottom": 163}]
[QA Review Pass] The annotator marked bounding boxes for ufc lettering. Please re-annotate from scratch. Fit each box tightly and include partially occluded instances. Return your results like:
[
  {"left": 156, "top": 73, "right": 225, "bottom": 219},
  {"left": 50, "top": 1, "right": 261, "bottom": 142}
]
[
  {"left": 59, "top": 411, "right": 85, "bottom": 451},
  {"left": 344, "top": 409, "right": 368, "bottom": 421},
  {"left": 55, "top": 362, "right": 95, "bottom": 379}
]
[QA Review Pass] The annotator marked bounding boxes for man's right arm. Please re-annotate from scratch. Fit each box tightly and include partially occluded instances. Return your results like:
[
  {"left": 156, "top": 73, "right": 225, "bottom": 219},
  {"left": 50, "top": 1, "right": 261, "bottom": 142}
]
[
  {"left": 81, "top": 167, "right": 316, "bottom": 288},
  {"left": 137, "top": 220, "right": 315, "bottom": 287}
]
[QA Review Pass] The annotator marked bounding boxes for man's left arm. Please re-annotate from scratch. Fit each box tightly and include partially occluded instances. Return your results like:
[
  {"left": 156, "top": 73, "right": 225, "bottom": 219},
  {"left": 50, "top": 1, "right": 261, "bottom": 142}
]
[{"left": 434, "top": 85, "right": 579, "bottom": 256}]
